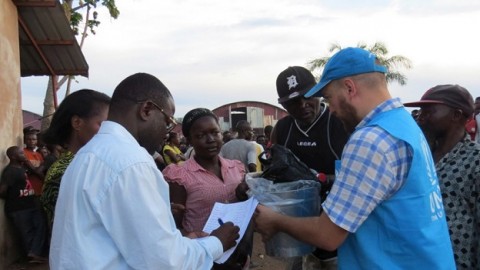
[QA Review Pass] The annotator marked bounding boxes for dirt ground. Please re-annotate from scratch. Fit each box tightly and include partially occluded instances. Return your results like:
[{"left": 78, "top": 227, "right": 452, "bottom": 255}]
[
  {"left": 251, "top": 232, "right": 289, "bottom": 269},
  {"left": 6, "top": 233, "right": 287, "bottom": 270},
  {"left": 6, "top": 259, "right": 48, "bottom": 270}
]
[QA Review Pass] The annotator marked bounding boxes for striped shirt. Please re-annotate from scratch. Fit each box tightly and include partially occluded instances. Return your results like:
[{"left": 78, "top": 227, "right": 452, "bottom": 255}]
[
  {"left": 323, "top": 98, "right": 413, "bottom": 232},
  {"left": 163, "top": 156, "right": 245, "bottom": 232}
]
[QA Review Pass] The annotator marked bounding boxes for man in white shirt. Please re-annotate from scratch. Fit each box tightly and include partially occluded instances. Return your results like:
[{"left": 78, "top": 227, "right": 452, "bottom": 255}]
[{"left": 50, "top": 73, "right": 239, "bottom": 270}]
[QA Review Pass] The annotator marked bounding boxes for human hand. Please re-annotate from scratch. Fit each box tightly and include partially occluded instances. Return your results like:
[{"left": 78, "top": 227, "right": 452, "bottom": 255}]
[
  {"left": 235, "top": 182, "right": 249, "bottom": 201},
  {"left": 184, "top": 231, "right": 209, "bottom": 239},
  {"left": 210, "top": 222, "right": 240, "bottom": 252},
  {"left": 170, "top": 203, "right": 186, "bottom": 215},
  {"left": 253, "top": 204, "right": 280, "bottom": 242},
  {"left": 23, "top": 160, "right": 36, "bottom": 172}
]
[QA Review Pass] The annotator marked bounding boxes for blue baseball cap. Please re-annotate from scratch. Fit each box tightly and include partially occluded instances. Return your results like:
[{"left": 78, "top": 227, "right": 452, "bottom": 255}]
[{"left": 304, "top": 47, "right": 387, "bottom": 98}]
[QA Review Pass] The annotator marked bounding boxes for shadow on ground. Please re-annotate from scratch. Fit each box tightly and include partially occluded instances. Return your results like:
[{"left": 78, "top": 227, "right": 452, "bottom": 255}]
[{"left": 6, "top": 232, "right": 288, "bottom": 270}]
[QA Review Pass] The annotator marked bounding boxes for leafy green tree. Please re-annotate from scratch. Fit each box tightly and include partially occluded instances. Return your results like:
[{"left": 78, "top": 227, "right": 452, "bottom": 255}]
[
  {"left": 307, "top": 42, "right": 412, "bottom": 86},
  {"left": 41, "top": 0, "right": 119, "bottom": 130}
]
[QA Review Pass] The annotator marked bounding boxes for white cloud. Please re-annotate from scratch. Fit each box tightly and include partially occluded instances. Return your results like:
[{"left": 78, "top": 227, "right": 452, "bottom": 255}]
[{"left": 21, "top": 0, "right": 480, "bottom": 118}]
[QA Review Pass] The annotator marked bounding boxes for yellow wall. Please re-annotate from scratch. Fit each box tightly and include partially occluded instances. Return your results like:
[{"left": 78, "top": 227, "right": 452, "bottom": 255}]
[{"left": 0, "top": 0, "right": 25, "bottom": 267}]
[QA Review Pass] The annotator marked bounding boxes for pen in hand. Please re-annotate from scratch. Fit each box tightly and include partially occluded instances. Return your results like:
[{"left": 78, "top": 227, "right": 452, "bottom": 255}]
[{"left": 218, "top": 218, "right": 224, "bottom": 226}]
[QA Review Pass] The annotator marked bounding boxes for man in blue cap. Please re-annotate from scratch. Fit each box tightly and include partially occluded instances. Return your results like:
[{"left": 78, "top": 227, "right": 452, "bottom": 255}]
[{"left": 254, "top": 47, "right": 455, "bottom": 269}]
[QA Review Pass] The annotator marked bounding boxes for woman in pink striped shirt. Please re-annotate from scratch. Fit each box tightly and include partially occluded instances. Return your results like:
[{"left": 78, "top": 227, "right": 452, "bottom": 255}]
[{"left": 163, "top": 108, "right": 251, "bottom": 270}]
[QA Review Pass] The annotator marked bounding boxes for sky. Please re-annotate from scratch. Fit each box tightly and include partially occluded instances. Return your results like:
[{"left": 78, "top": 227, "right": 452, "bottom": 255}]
[{"left": 21, "top": 0, "right": 480, "bottom": 119}]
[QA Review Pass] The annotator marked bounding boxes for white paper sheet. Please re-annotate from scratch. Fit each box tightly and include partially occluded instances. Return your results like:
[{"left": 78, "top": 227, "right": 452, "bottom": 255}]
[{"left": 203, "top": 197, "right": 259, "bottom": 263}]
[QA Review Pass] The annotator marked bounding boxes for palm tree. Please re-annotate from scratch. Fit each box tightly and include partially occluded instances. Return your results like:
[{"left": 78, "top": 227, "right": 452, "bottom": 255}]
[{"left": 307, "top": 42, "right": 412, "bottom": 86}]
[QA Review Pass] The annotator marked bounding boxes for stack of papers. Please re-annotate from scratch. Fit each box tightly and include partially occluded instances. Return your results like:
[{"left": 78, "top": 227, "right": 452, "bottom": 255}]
[{"left": 203, "top": 197, "right": 259, "bottom": 263}]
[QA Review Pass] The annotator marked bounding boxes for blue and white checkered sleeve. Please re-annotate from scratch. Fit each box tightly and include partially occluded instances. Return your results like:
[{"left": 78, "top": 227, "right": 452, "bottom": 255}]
[{"left": 322, "top": 126, "right": 409, "bottom": 233}]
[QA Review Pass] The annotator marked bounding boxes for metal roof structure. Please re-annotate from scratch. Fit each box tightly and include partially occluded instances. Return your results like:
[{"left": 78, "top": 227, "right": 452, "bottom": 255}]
[{"left": 14, "top": 0, "right": 89, "bottom": 77}]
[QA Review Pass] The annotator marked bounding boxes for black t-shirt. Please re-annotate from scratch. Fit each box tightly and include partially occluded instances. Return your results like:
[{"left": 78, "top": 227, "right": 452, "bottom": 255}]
[
  {"left": 0, "top": 165, "right": 36, "bottom": 213},
  {"left": 274, "top": 107, "right": 350, "bottom": 260},
  {"left": 274, "top": 107, "right": 349, "bottom": 174}
]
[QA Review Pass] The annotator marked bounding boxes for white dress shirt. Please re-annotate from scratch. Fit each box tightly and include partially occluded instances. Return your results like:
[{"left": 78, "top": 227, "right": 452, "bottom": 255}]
[{"left": 50, "top": 121, "right": 223, "bottom": 270}]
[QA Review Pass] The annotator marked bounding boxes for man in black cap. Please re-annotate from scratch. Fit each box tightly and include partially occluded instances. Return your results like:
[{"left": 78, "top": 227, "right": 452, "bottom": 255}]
[
  {"left": 271, "top": 66, "right": 350, "bottom": 270},
  {"left": 404, "top": 84, "right": 480, "bottom": 270},
  {"left": 256, "top": 48, "right": 454, "bottom": 270}
]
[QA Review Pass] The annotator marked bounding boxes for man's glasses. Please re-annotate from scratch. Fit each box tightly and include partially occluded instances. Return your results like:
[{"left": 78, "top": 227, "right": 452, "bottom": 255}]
[{"left": 138, "top": 100, "right": 177, "bottom": 132}]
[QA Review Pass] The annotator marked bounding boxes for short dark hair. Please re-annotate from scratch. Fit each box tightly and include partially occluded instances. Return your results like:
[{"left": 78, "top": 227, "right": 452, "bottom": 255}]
[
  {"left": 6, "top": 146, "right": 19, "bottom": 159},
  {"left": 110, "top": 73, "right": 173, "bottom": 111},
  {"left": 23, "top": 132, "right": 38, "bottom": 144},
  {"left": 166, "top": 131, "right": 178, "bottom": 142},
  {"left": 182, "top": 108, "right": 218, "bottom": 138},
  {"left": 264, "top": 125, "right": 273, "bottom": 135},
  {"left": 42, "top": 89, "right": 111, "bottom": 147},
  {"left": 23, "top": 126, "right": 39, "bottom": 136},
  {"left": 235, "top": 120, "right": 250, "bottom": 132}
]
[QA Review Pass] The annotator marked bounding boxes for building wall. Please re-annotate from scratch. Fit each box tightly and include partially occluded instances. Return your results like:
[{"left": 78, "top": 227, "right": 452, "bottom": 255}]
[
  {"left": 23, "top": 110, "right": 42, "bottom": 131},
  {"left": 0, "top": 0, "right": 25, "bottom": 267},
  {"left": 212, "top": 101, "right": 288, "bottom": 132}
]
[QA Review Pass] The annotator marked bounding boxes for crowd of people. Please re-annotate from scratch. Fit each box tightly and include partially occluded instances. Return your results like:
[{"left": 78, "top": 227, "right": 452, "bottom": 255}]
[{"left": 0, "top": 47, "right": 478, "bottom": 270}]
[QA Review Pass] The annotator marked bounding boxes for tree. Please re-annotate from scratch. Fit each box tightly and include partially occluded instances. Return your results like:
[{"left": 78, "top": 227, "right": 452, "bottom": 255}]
[
  {"left": 40, "top": 0, "right": 119, "bottom": 130},
  {"left": 307, "top": 42, "right": 412, "bottom": 86}
]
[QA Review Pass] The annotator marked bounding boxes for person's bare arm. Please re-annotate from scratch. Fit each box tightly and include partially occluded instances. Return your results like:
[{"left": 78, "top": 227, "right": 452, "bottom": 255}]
[
  {"left": 168, "top": 182, "right": 187, "bottom": 229},
  {"left": 24, "top": 160, "right": 45, "bottom": 179},
  {"left": 254, "top": 204, "right": 348, "bottom": 251},
  {"left": 164, "top": 149, "right": 181, "bottom": 164},
  {"left": 247, "top": 163, "right": 257, "bottom": 173},
  {"left": 247, "top": 143, "right": 258, "bottom": 172},
  {"left": 178, "top": 152, "right": 187, "bottom": 161},
  {"left": 235, "top": 181, "right": 249, "bottom": 201}
]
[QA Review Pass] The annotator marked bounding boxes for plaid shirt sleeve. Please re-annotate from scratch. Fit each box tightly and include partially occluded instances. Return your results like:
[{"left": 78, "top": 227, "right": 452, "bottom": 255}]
[{"left": 323, "top": 125, "right": 412, "bottom": 233}]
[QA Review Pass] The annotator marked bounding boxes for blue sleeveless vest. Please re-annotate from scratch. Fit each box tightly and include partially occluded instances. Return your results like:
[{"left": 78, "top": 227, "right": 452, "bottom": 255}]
[{"left": 338, "top": 108, "right": 455, "bottom": 270}]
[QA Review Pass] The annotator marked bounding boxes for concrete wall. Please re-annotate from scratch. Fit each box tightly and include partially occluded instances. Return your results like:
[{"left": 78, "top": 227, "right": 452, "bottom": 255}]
[{"left": 0, "top": 0, "right": 25, "bottom": 267}]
